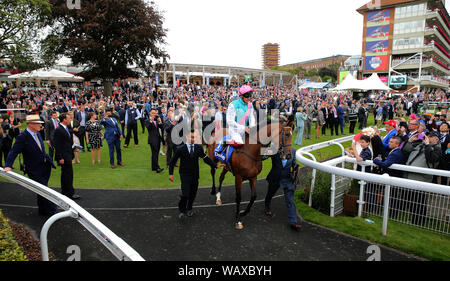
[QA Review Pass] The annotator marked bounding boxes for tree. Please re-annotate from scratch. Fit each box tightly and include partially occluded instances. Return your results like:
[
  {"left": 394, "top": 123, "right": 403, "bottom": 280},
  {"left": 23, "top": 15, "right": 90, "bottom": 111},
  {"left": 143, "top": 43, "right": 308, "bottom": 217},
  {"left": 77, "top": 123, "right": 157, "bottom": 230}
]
[
  {"left": 318, "top": 67, "right": 337, "bottom": 81},
  {"left": 0, "top": 0, "right": 52, "bottom": 70},
  {"left": 48, "top": 0, "right": 169, "bottom": 96}
]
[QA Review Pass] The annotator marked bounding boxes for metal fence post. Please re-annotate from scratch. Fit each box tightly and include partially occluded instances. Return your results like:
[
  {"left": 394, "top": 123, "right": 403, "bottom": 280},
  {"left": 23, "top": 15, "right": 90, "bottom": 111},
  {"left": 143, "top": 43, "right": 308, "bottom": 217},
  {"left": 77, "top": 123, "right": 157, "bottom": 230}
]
[
  {"left": 382, "top": 174, "right": 391, "bottom": 236},
  {"left": 40, "top": 210, "right": 78, "bottom": 261},
  {"left": 309, "top": 168, "right": 316, "bottom": 207},
  {"left": 357, "top": 165, "right": 366, "bottom": 217},
  {"left": 330, "top": 173, "right": 336, "bottom": 217}
]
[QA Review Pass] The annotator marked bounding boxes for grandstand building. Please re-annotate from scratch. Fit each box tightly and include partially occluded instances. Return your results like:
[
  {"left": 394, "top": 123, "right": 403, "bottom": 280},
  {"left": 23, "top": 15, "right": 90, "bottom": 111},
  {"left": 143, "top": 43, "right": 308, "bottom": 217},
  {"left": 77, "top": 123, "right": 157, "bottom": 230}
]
[
  {"left": 262, "top": 43, "right": 280, "bottom": 69},
  {"left": 282, "top": 55, "right": 350, "bottom": 71},
  {"left": 358, "top": 0, "right": 450, "bottom": 92}
]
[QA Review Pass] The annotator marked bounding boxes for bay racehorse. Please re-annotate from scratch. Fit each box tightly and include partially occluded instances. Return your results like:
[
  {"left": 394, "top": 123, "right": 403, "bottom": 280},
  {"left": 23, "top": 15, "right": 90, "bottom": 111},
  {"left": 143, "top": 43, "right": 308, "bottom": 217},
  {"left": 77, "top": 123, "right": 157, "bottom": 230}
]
[{"left": 207, "top": 116, "right": 294, "bottom": 229}]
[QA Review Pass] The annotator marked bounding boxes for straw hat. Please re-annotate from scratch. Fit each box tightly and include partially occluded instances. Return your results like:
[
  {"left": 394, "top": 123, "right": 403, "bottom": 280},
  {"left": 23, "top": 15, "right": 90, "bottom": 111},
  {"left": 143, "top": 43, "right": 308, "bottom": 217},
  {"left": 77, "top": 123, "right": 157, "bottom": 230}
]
[{"left": 26, "top": 115, "right": 44, "bottom": 124}]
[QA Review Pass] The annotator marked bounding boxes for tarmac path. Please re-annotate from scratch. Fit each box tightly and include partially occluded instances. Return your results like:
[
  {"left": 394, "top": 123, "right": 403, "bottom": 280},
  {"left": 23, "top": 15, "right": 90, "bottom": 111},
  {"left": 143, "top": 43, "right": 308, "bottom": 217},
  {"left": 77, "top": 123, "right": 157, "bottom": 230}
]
[{"left": 0, "top": 181, "right": 421, "bottom": 261}]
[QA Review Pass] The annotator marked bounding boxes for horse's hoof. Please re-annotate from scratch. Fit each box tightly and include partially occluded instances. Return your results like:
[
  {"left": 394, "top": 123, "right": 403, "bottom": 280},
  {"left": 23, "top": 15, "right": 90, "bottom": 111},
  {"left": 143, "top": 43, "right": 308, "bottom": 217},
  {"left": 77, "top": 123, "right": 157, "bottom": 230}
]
[
  {"left": 239, "top": 210, "right": 248, "bottom": 217},
  {"left": 216, "top": 199, "right": 222, "bottom": 206},
  {"left": 210, "top": 189, "right": 216, "bottom": 195},
  {"left": 235, "top": 222, "right": 244, "bottom": 230}
]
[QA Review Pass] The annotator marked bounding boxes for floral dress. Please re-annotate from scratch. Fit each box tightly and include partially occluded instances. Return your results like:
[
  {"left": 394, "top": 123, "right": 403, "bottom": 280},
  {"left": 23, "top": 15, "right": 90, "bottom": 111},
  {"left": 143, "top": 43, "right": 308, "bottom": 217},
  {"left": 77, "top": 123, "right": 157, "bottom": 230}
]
[{"left": 86, "top": 120, "right": 103, "bottom": 149}]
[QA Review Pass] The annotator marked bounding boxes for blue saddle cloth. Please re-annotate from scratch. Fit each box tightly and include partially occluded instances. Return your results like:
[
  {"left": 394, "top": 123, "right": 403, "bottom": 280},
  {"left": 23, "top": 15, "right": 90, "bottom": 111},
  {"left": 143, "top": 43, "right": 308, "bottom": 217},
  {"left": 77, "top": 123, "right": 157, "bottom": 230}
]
[{"left": 214, "top": 136, "right": 234, "bottom": 163}]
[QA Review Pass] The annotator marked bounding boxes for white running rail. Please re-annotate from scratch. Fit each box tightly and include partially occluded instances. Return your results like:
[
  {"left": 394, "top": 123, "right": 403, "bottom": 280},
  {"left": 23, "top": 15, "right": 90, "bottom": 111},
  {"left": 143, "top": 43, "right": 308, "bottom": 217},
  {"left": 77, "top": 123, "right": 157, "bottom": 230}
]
[
  {"left": 296, "top": 134, "right": 450, "bottom": 235},
  {"left": 0, "top": 168, "right": 145, "bottom": 261}
]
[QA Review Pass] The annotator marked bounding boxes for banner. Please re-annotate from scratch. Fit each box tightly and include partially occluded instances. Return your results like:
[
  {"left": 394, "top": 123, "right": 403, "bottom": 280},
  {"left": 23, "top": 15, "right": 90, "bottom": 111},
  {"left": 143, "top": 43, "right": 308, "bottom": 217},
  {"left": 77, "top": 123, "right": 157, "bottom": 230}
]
[
  {"left": 365, "top": 56, "right": 388, "bottom": 71},
  {"left": 366, "top": 25, "right": 389, "bottom": 41},
  {"left": 390, "top": 75, "right": 407, "bottom": 85},
  {"left": 339, "top": 71, "right": 350, "bottom": 83},
  {"left": 155, "top": 74, "right": 159, "bottom": 86},
  {"left": 367, "top": 9, "right": 390, "bottom": 27},
  {"left": 365, "top": 40, "right": 388, "bottom": 56},
  {"left": 206, "top": 76, "right": 210, "bottom": 86},
  {"left": 224, "top": 77, "right": 227, "bottom": 86},
  {"left": 364, "top": 9, "right": 391, "bottom": 72}
]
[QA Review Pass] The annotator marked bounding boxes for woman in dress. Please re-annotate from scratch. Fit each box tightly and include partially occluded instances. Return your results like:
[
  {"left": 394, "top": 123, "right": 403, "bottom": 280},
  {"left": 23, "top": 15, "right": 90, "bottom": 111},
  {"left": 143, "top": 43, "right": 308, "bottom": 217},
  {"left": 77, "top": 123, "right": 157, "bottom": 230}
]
[
  {"left": 316, "top": 104, "right": 326, "bottom": 139},
  {"left": 6, "top": 110, "right": 21, "bottom": 140},
  {"left": 295, "top": 107, "right": 307, "bottom": 146},
  {"left": 375, "top": 102, "right": 383, "bottom": 126},
  {"left": 85, "top": 112, "right": 104, "bottom": 165}
]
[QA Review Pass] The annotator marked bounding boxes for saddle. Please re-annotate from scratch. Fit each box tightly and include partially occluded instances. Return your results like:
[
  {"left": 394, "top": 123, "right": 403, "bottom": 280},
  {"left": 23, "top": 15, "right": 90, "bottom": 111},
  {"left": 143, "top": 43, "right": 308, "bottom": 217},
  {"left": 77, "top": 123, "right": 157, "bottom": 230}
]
[{"left": 214, "top": 136, "right": 234, "bottom": 163}]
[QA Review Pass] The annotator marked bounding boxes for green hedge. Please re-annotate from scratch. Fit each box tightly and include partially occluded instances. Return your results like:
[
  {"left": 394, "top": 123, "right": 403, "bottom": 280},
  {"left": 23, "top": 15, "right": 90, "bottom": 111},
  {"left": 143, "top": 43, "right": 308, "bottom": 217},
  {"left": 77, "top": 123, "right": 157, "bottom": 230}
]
[
  {"left": 298, "top": 170, "right": 331, "bottom": 214},
  {"left": 0, "top": 210, "right": 28, "bottom": 261}
]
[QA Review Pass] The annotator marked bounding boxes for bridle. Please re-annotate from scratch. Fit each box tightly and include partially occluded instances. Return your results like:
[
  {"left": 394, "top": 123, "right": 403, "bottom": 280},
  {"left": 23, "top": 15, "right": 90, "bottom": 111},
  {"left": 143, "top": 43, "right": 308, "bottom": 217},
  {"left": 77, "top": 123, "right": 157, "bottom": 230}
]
[
  {"left": 278, "top": 124, "right": 293, "bottom": 159},
  {"left": 239, "top": 121, "right": 292, "bottom": 162}
]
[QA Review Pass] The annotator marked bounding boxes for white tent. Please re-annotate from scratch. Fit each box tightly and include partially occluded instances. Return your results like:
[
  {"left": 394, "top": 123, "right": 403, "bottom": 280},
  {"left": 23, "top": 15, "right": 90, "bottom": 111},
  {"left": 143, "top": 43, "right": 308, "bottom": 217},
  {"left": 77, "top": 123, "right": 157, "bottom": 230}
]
[
  {"left": 331, "top": 72, "right": 392, "bottom": 92},
  {"left": 8, "top": 68, "right": 84, "bottom": 82},
  {"left": 331, "top": 73, "right": 364, "bottom": 91},
  {"left": 299, "top": 82, "right": 331, "bottom": 90},
  {"left": 360, "top": 73, "right": 392, "bottom": 91}
]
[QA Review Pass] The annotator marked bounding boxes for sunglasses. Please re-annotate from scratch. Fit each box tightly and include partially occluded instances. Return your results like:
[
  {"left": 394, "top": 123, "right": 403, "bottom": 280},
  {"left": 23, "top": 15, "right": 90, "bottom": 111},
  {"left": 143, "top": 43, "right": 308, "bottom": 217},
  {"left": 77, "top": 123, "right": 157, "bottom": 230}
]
[{"left": 242, "top": 93, "right": 252, "bottom": 98}]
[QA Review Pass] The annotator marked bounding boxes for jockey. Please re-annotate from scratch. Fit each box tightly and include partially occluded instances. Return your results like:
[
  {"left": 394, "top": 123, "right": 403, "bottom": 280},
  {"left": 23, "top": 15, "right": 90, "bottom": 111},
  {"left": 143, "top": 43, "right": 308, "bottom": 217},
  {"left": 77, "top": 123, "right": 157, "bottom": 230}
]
[{"left": 226, "top": 85, "right": 256, "bottom": 148}]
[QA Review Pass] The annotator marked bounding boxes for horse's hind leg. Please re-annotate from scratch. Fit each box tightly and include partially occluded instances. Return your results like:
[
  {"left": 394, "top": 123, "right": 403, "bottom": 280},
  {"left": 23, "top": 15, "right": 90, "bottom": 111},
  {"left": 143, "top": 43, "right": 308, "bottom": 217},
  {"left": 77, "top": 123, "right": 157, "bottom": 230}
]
[
  {"left": 210, "top": 165, "right": 216, "bottom": 195},
  {"left": 240, "top": 177, "right": 257, "bottom": 217},
  {"left": 216, "top": 168, "right": 228, "bottom": 205},
  {"left": 235, "top": 175, "right": 244, "bottom": 230}
]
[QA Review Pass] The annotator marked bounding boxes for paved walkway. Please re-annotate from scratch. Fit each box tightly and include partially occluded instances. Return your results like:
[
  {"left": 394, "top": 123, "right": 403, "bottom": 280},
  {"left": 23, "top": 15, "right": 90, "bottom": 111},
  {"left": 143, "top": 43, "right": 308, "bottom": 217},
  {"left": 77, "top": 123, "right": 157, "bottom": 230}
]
[{"left": 0, "top": 181, "right": 420, "bottom": 261}]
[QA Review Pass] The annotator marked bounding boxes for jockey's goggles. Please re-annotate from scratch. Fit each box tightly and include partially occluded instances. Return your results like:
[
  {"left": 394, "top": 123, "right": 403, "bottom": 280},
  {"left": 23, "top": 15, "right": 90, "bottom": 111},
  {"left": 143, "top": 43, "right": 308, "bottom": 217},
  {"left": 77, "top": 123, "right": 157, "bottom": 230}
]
[{"left": 242, "top": 92, "right": 253, "bottom": 98}]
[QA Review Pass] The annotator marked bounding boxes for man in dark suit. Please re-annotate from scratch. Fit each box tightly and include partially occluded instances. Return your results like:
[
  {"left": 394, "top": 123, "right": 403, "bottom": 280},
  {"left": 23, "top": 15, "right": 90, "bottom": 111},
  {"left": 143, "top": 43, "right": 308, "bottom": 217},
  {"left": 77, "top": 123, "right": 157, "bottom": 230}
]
[
  {"left": 169, "top": 130, "right": 220, "bottom": 219},
  {"left": 4, "top": 115, "right": 58, "bottom": 216},
  {"left": 0, "top": 122, "right": 13, "bottom": 167},
  {"left": 358, "top": 102, "right": 367, "bottom": 130},
  {"left": 53, "top": 113, "right": 80, "bottom": 200},
  {"left": 145, "top": 108, "right": 164, "bottom": 173},
  {"left": 321, "top": 103, "right": 329, "bottom": 136},
  {"left": 124, "top": 101, "right": 141, "bottom": 148},
  {"left": 329, "top": 104, "right": 339, "bottom": 136},
  {"left": 45, "top": 111, "right": 59, "bottom": 160},
  {"left": 264, "top": 147, "right": 301, "bottom": 231},
  {"left": 373, "top": 136, "right": 406, "bottom": 219},
  {"left": 164, "top": 108, "right": 178, "bottom": 168},
  {"left": 118, "top": 104, "right": 126, "bottom": 134},
  {"left": 74, "top": 104, "right": 89, "bottom": 151},
  {"left": 101, "top": 108, "right": 125, "bottom": 169}
]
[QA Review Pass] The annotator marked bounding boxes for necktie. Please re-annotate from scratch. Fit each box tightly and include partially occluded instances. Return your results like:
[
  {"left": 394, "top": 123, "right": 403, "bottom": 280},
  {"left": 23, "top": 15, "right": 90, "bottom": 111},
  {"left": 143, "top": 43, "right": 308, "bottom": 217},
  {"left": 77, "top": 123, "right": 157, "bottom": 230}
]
[
  {"left": 54, "top": 119, "right": 58, "bottom": 129},
  {"left": 282, "top": 159, "right": 287, "bottom": 168},
  {"left": 190, "top": 144, "right": 194, "bottom": 157},
  {"left": 33, "top": 133, "right": 42, "bottom": 151},
  {"left": 65, "top": 127, "right": 70, "bottom": 137}
]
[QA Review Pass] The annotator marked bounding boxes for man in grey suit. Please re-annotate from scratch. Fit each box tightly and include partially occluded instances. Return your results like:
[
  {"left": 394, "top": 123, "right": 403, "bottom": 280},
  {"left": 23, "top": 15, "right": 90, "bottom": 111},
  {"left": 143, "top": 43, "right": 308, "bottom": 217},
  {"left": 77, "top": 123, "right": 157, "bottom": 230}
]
[
  {"left": 304, "top": 102, "right": 314, "bottom": 140},
  {"left": 45, "top": 111, "right": 59, "bottom": 160}
]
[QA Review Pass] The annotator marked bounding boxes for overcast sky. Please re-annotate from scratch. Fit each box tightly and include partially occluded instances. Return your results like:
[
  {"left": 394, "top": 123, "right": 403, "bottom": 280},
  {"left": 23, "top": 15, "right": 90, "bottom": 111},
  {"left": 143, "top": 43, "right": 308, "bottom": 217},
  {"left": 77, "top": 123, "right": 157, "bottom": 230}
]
[{"left": 152, "top": 0, "right": 450, "bottom": 69}]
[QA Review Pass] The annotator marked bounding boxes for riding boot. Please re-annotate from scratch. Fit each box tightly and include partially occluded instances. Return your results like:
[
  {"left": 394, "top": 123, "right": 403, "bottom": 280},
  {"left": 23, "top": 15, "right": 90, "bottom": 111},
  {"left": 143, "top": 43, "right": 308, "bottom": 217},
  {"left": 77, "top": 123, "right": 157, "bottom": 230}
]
[{"left": 220, "top": 142, "right": 229, "bottom": 154}]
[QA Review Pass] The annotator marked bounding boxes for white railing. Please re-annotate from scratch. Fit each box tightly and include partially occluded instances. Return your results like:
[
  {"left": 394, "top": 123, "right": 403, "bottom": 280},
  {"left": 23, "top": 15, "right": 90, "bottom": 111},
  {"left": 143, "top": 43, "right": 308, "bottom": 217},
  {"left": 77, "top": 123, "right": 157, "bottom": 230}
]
[
  {"left": 0, "top": 168, "right": 145, "bottom": 261},
  {"left": 296, "top": 135, "right": 450, "bottom": 236}
]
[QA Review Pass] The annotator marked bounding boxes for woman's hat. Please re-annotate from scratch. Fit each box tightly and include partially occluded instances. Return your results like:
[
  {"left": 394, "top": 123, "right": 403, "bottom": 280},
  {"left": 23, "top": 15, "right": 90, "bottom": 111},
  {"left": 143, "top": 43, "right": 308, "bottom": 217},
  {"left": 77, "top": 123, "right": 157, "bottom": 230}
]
[{"left": 26, "top": 115, "right": 44, "bottom": 124}]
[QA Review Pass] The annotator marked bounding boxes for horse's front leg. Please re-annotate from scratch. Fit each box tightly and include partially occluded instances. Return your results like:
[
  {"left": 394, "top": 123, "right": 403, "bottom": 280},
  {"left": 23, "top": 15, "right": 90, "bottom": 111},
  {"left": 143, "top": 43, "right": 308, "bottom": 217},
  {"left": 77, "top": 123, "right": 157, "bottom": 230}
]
[
  {"left": 240, "top": 177, "right": 257, "bottom": 217},
  {"left": 216, "top": 167, "right": 228, "bottom": 205},
  {"left": 235, "top": 175, "right": 244, "bottom": 230}
]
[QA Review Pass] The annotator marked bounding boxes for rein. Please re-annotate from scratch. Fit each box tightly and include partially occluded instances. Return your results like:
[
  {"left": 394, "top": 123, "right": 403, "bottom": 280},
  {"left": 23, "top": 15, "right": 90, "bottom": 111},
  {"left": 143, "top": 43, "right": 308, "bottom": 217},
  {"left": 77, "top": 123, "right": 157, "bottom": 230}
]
[{"left": 237, "top": 122, "right": 292, "bottom": 163}]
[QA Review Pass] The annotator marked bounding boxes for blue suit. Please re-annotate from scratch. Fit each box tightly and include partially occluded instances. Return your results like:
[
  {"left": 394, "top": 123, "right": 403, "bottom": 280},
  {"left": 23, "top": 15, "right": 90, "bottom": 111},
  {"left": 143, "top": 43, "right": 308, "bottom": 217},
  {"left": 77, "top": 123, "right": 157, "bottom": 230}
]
[
  {"left": 265, "top": 148, "right": 298, "bottom": 224},
  {"left": 382, "top": 129, "right": 397, "bottom": 150},
  {"left": 5, "top": 129, "right": 57, "bottom": 215},
  {"left": 373, "top": 147, "right": 406, "bottom": 177},
  {"left": 101, "top": 117, "right": 123, "bottom": 165},
  {"left": 337, "top": 106, "right": 345, "bottom": 134},
  {"left": 373, "top": 147, "right": 406, "bottom": 219}
]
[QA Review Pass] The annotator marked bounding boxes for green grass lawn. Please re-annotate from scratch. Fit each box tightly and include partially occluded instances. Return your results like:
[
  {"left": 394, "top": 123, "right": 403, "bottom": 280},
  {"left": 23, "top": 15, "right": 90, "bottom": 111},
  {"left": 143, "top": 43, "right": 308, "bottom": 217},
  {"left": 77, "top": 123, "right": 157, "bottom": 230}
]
[
  {"left": 294, "top": 198, "right": 450, "bottom": 261},
  {"left": 3, "top": 116, "right": 379, "bottom": 189}
]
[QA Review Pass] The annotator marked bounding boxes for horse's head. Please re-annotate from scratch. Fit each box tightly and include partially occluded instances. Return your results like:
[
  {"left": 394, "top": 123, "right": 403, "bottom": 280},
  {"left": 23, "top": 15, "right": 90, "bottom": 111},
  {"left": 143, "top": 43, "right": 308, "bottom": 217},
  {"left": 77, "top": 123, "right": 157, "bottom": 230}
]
[{"left": 277, "top": 115, "right": 294, "bottom": 159}]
